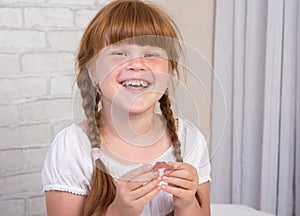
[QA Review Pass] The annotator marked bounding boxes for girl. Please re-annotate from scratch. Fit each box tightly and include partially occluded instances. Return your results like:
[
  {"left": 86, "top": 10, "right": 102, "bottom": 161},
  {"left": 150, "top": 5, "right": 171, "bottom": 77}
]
[{"left": 41, "top": 0, "right": 211, "bottom": 215}]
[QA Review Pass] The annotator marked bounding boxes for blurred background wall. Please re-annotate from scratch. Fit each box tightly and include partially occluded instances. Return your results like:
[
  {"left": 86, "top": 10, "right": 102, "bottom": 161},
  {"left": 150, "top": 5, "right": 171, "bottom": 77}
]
[{"left": 152, "top": 0, "right": 215, "bottom": 141}]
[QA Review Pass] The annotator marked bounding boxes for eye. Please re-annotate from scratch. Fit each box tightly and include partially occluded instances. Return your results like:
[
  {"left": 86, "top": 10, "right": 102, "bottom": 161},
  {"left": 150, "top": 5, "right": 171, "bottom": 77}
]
[
  {"left": 144, "top": 53, "right": 158, "bottom": 58},
  {"left": 112, "top": 51, "right": 127, "bottom": 56}
]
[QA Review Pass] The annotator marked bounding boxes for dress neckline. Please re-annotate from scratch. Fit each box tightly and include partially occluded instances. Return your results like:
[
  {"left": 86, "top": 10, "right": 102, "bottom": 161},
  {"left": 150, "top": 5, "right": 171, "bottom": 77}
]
[{"left": 72, "top": 117, "right": 183, "bottom": 166}]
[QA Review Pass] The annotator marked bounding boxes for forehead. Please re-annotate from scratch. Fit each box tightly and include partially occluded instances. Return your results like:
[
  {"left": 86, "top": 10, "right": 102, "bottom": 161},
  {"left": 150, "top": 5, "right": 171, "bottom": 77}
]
[{"left": 103, "top": 43, "right": 168, "bottom": 54}]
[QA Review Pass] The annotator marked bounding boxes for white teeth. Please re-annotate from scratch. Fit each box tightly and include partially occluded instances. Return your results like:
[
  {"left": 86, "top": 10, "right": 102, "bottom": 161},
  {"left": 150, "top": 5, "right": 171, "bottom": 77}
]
[{"left": 122, "top": 80, "right": 149, "bottom": 88}]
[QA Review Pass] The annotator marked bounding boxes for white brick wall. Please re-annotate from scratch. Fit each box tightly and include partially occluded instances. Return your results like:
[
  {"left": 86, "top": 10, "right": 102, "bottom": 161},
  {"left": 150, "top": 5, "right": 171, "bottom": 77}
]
[
  {"left": 24, "top": 8, "right": 74, "bottom": 28},
  {"left": 0, "top": 0, "right": 106, "bottom": 215},
  {"left": 0, "top": 78, "right": 48, "bottom": 99},
  {"left": 48, "top": 31, "right": 83, "bottom": 51},
  {"left": 0, "top": 8, "right": 23, "bottom": 27},
  {"left": 0, "top": 54, "right": 21, "bottom": 73},
  {"left": 22, "top": 53, "right": 75, "bottom": 72},
  {"left": 0, "top": 31, "right": 46, "bottom": 52}
]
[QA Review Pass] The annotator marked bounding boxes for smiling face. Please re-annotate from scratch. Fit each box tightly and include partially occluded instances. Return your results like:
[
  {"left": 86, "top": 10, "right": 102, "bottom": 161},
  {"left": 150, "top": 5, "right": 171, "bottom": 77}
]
[{"left": 89, "top": 43, "right": 170, "bottom": 115}]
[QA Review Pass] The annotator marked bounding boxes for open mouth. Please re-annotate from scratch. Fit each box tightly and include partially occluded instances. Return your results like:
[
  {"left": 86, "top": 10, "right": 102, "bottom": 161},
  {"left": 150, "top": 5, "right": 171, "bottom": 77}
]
[{"left": 120, "top": 79, "right": 150, "bottom": 88}]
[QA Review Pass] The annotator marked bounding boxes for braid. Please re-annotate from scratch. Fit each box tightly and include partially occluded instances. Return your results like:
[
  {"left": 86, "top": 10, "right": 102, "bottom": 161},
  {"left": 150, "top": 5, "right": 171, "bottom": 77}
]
[
  {"left": 159, "top": 93, "right": 183, "bottom": 162},
  {"left": 159, "top": 92, "right": 202, "bottom": 212},
  {"left": 77, "top": 67, "right": 116, "bottom": 216},
  {"left": 77, "top": 67, "right": 100, "bottom": 148}
]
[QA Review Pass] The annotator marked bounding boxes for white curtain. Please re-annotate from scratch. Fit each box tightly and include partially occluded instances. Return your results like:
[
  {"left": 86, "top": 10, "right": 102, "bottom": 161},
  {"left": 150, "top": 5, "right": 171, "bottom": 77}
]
[{"left": 210, "top": 0, "right": 300, "bottom": 216}]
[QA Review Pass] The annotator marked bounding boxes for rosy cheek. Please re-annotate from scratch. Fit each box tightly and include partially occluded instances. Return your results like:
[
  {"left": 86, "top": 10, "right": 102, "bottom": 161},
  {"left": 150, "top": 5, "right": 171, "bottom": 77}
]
[
  {"left": 94, "top": 66, "right": 107, "bottom": 82},
  {"left": 147, "top": 59, "right": 168, "bottom": 70},
  {"left": 110, "top": 58, "right": 129, "bottom": 66},
  {"left": 154, "top": 64, "right": 169, "bottom": 74},
  {"left": 94, "top": 61, "right": 119, "bottom": 81}
]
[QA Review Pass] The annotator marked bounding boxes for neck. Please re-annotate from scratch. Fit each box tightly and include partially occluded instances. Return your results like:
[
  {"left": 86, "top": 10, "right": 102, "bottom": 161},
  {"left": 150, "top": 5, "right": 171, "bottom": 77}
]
[
  {"left": 101, "top": 107, "right": 154, "bottom": 134},
  {"left": 100, "top": 105, "right": 166, "bottom": 147}
]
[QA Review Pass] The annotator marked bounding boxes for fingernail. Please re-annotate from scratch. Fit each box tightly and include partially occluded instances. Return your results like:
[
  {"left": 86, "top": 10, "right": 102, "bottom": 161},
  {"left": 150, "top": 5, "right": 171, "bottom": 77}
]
[
  {"left": 157, "top": 176, "right": 161, "bottom": 181},
  {"left": 162, "top": 176, "right": 168, "bottom": 181},
  {"left": 161, "top": 184, "right": 167, "bottom": 189}
]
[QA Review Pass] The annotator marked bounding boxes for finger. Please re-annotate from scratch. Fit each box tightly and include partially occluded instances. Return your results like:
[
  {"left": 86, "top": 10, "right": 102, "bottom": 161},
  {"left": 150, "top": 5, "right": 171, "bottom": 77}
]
[
  {"left": 165, "top": 169, "right": 194, "bottom": 181},
  {"left": 168, "top": 162, "right": 197, "bottom": 173},
  {"left": 163, "top": 168, "right": 173, "bottom": 175},
  {"left": 167, "top": 161, "right": 182, "bottom": 170},
  {"left": 127, "top": 170, "right": 160, "bottom": 190},
  {"left": 162, "top": 161, "right": 183, "bottom": 175},
  {"left": 161, "top": 175, "right": 194, "bottom": 190},
  {"left": 120, "top": 164, "right": 153, "bottom": 182},
  {"left": 131, "top": 170, "right": 159, "bottom": 182},
  {"left": 132, "top": 176, "right": 161, "bottom": 199},
  {"left": 161, "top": 184, "right": 193, "bottom": 198},
  {"left": 153, "top": 161, "right": 173, "bottom": 170},
  {"left": 135, "top": 180, "right": 162, "bottom": 206},
  {"left": 165, "top": 164, "right": 198, "bottom": 182}
]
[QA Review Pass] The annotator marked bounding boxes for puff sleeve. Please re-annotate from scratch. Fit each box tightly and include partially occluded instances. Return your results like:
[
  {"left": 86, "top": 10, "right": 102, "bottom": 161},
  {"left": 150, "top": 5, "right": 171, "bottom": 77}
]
[
  {"left": 41, "top": 125, "right": 93, "bottom": 195},
  {"left": 180, "top": 119, "right": 211, "bottom": 184}
]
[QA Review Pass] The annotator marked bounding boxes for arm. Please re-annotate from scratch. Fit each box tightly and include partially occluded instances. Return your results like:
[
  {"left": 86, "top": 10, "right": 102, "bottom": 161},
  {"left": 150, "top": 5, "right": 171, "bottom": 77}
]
[
  {"left": 174, "top": 181, "right": 211, "bottom": 216},
  {"left": 45, "top": 191, "right": 86, "bottom": 216}
]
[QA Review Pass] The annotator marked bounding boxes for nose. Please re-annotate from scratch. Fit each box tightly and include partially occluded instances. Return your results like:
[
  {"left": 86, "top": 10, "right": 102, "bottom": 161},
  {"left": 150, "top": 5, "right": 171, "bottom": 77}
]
[{"left": 126, "top": 57, "right": 146, "bottom": 71}]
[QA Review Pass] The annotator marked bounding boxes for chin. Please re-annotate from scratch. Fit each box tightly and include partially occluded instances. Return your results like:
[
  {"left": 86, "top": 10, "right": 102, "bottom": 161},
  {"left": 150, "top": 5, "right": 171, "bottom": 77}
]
[{"left": 127, "top": 104, "right": 153, "bottom": 115}]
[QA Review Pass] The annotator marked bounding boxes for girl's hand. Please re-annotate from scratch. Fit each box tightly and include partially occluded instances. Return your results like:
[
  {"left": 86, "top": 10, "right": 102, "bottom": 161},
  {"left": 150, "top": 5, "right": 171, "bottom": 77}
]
[
  {"left": 161, "top": 162, "right": 199, "bottom": 209},
  {"left": 108, "top": 164, "right": 161, "bottom": 216}
]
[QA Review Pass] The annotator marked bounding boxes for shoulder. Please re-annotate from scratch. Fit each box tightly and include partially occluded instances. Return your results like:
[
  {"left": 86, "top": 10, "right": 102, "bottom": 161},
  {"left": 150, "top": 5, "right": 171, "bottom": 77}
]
[
  {"left": 52, "top": 124, "right": 80, "bottom": 146},
  {"left": 51, "top": 124, "right": 91, "bottom": 157},
  {"left": 41, "top": 124, "right": 93, "bottom": 195},
  {"left": 177, "top": 118, "right": 206, "bottom": 145}
]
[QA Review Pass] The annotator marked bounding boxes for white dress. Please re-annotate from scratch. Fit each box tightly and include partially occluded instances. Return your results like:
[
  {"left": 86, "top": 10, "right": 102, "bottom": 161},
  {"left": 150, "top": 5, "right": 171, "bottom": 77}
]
[{"left": 41, "top": 118, "right": 211, "bottom": 216}]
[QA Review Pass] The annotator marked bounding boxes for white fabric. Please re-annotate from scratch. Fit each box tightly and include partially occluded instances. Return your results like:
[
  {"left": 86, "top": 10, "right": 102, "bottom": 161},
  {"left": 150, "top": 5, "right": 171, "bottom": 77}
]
[
  {"left": 212, "top": 0, "right": 300, "bottom": 215},
  {"left": 41, "top": 118, "right": 211, "bottom": 216},
  {"left": 211, "top": 204, "right": 275, "bottom": 216}
]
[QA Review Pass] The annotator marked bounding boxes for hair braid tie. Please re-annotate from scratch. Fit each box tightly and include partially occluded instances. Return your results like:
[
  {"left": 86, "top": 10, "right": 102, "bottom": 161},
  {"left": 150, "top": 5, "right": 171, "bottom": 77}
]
[
  {"left": 91, "top": 147, "right": 102, "bottom": 163},
  {"left": 95, "top": 91, "right": 101, "bottom": 128}
]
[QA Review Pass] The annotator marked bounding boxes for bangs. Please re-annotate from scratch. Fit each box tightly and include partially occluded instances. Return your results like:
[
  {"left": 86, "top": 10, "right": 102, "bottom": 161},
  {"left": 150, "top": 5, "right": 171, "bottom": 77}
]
[
  {"left": 97, "top": 1, "right": 180, "bottom": 54},
  {"left": 105, "top": 2, "right": 174, "bottom": 41}
]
